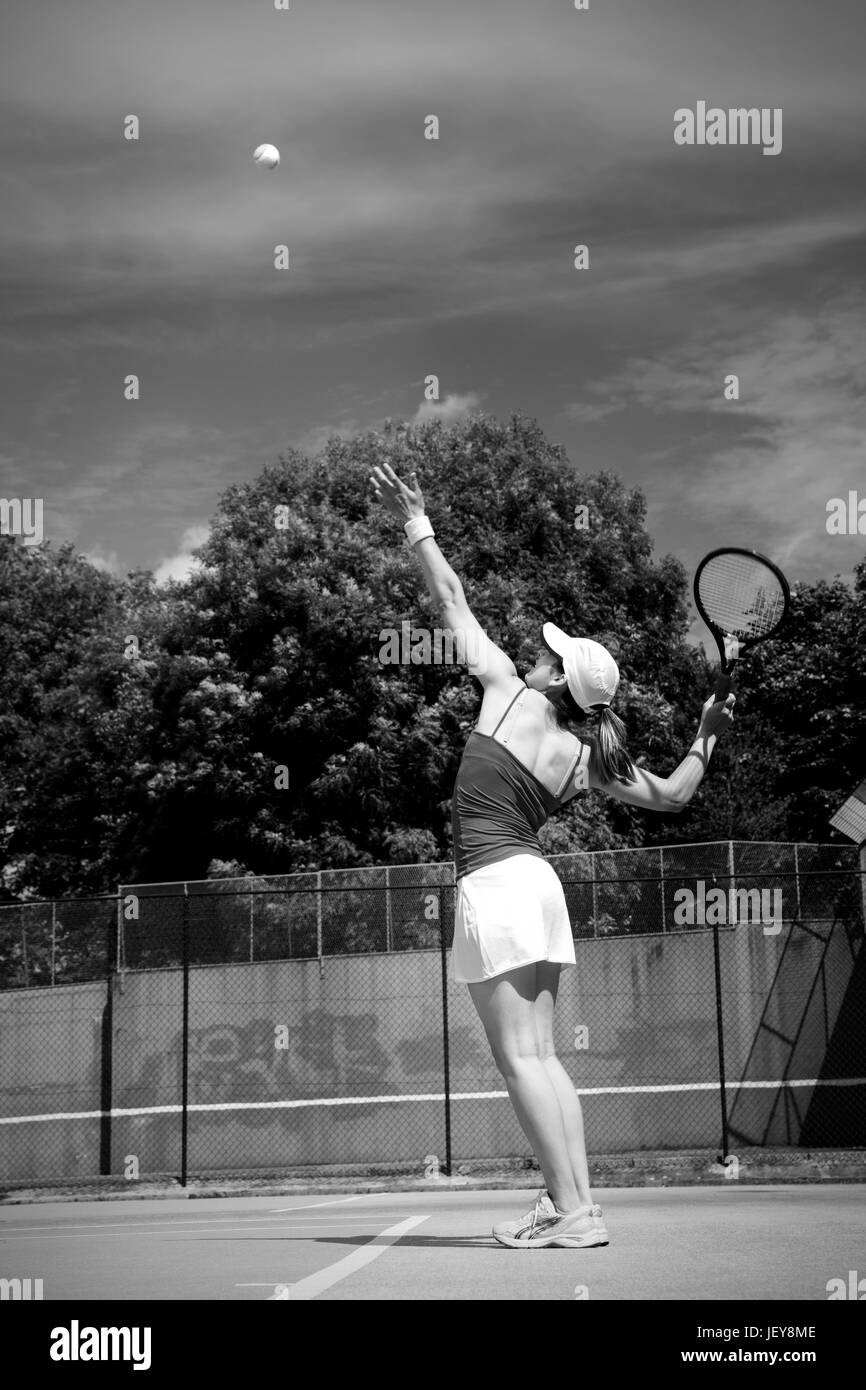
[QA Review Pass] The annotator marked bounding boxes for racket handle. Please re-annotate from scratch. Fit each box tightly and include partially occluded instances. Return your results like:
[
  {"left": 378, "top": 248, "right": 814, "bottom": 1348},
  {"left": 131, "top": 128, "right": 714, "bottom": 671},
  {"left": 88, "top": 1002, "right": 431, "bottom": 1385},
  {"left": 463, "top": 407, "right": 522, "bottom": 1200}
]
[{"left": 714, "top": 672, "right": 732, "bottom": 700}]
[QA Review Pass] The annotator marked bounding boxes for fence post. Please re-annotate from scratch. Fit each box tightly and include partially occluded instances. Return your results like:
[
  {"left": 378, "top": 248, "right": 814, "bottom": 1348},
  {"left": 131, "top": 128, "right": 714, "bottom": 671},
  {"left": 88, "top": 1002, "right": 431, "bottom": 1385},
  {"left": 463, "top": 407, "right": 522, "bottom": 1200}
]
[
  {"left": 591, "top": 852, "right": 598, "bottom": 937},
  {"left": 316, "top": 871, "right": 323, "bottom": 979},
  {"left": 116, "top": 886, "right": 124, "bottom": 977},
  {"left": 181, "top": 887, "right": 190, "bottom": 1188},
  {"left": 727, "top": 840, "right": 736, "bottom": 921},
  {"left": 385, "top": 867, "right": 392, "bottom": 953},
  {"left": 50, "top": 901, "right": 56, "bottom": 987},
  {"left": 659, "top": 847, "right": 666, "bottom": 933},
  {"left": 711, "top": 919, "right": 730, "bottom": 1161},
  {"left": 99, "top": 901, "right": 117, "bottom": 1176},
  {"left": 249, "top": 887, "right": 254, "bottom": 964},
  {"left": 793, "top": 842, "right": 801, "bottom": 923},
  {"left": 439, "top": 865, "right": 454, "bottom": 1176}
]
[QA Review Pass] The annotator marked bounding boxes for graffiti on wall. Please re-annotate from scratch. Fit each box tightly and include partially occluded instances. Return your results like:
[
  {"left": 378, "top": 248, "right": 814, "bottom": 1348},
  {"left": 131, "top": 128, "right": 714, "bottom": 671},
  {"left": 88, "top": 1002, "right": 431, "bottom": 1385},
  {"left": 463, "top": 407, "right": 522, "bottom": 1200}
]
[{"left": 117, "top": 1008, "right": 489, "bottom": 1132}]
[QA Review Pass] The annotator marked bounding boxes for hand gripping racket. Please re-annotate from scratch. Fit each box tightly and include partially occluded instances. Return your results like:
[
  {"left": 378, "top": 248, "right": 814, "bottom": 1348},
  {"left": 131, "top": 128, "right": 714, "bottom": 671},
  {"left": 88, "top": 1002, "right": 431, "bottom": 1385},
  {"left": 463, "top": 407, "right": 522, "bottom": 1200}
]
[{"left": 694, "top": 547, "right": 791, "bottom": 700}]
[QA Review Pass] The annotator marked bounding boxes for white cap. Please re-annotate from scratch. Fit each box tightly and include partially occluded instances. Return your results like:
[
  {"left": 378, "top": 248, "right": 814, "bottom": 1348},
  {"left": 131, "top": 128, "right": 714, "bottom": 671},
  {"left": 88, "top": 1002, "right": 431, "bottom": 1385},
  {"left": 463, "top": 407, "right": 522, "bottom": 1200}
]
[{"left": 541, "top": 623, "right": 620, "bottom": 711}]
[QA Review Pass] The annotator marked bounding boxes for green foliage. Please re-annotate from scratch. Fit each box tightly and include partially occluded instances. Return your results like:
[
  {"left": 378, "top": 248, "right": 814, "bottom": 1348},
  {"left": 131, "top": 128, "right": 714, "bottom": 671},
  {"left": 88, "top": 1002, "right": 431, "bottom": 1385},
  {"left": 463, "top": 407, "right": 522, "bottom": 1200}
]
[
  {"left": 672, "top": 563, "right": 866, "bottom": 843},
  {"left": 1, "top": 413, "right": 864, "bottom": 909}
]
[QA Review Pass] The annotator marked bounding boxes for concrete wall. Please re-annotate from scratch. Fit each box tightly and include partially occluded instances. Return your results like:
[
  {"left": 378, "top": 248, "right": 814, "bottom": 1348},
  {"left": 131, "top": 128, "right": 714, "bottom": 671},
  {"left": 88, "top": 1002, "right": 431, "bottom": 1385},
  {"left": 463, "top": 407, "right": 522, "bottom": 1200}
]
[
  {"left": 0, "top": 981, "right": 106, "bottom": 1183},
  {"left": 0, "top": 916, "right": 861, "bottom": 1182}
]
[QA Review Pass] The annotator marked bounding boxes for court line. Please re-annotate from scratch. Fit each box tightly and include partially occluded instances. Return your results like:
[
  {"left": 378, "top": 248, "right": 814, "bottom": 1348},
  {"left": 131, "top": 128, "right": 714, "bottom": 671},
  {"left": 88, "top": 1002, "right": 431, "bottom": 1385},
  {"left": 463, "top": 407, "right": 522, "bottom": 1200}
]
[
  {"left": 0, "top": 1215, "right": 388, "bottom": 1236},
  {"left": 2, "top": 1076, "right": 863, "bottom": 1125},
  {"left": 0, "top": 1195, "right": 370, "bottom": 1235},
  {"left": 1, "top": 1220, "right": 395, "bottom": 1241},
  {"left": 267, "top": 1195, "right": 367, "bottom": 1213},
  {"left": 265, "top": 1214, "right": 430, "bottom": 1300}
]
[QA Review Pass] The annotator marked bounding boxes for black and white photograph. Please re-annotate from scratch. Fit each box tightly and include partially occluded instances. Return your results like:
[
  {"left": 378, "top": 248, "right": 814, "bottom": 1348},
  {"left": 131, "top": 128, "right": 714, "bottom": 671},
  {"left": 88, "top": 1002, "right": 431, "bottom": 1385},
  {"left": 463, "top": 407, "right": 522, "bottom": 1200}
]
[{"left": 1, "top": 0, "right": 864, "bottom": 1354}]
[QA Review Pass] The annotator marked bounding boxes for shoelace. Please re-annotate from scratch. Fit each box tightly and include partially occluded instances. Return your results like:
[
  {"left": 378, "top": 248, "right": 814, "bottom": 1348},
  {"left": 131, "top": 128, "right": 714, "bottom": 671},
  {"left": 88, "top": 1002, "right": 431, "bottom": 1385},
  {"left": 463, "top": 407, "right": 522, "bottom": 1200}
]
[{"left": 527, "top": 1189, "right": 549, "bottom": 1237}]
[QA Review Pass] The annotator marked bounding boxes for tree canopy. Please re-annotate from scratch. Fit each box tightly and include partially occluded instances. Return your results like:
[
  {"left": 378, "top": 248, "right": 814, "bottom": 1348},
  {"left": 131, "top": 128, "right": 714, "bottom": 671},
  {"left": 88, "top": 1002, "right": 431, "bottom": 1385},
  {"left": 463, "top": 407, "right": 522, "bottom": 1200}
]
[{"left": 1, "top": 411, "right": 863, "bottom": 901}]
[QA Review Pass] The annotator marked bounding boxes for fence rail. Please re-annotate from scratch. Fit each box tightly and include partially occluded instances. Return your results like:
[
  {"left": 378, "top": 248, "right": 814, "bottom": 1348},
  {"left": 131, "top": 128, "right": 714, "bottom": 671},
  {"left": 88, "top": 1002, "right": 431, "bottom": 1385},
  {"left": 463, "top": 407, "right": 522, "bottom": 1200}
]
[
  {"left": 0, "top": 841, "right": 859, "bottom": 987},
  {"left": 0, "top": 842, "right": 863, "bottom": 1185}
]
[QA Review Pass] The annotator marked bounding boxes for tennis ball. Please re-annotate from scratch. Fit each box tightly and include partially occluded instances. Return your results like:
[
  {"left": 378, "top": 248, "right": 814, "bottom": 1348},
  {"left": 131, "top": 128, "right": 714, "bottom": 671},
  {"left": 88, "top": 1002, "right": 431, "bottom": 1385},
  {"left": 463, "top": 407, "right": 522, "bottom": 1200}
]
[{"left": 253, "top": 143, "right": 280, "bottom": 170}]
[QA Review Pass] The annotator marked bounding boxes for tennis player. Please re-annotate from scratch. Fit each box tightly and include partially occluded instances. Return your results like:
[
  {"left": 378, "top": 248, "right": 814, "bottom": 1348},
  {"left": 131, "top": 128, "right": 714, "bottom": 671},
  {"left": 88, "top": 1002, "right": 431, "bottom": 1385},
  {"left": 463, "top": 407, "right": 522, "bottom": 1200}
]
[{"left": 370, "top": 461, "right": 735, "bottom": 1249}]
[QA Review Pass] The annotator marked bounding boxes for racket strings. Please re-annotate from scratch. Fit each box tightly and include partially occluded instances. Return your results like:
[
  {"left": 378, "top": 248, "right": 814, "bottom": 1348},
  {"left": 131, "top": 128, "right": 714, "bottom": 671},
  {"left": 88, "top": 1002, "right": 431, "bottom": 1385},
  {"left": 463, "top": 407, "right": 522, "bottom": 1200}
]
[{"left": 697, "top": 554, "right": 786, "bottom": 639}]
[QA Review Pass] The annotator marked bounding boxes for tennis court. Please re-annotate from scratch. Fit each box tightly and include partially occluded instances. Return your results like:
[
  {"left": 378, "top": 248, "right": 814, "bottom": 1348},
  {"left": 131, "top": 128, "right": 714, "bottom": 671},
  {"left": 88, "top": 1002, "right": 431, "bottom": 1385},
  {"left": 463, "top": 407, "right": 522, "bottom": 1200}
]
[{"left": 2, "top": 1185, "right": 862, "bottom": 1301}]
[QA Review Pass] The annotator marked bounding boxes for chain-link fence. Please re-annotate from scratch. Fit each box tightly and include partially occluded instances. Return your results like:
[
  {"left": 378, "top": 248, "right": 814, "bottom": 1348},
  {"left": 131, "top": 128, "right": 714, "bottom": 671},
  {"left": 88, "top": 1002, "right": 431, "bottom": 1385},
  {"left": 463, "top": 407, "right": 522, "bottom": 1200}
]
[
  {"left": 0, "top": 895, "right": 119, "bottom": 1186},
  {"left": 1, "top": 843, "right": 863, "bottom": 1185}
]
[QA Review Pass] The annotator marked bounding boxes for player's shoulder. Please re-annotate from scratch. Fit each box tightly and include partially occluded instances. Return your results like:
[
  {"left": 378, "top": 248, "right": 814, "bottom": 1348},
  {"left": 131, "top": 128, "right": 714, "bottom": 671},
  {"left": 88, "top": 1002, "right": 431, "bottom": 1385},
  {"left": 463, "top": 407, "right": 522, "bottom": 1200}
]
[
  {"left": 538, "top": 699, "right": 591, "bottom": 759},
  {"left": 474, "top": 677, "right": 531, "bottom": 733},
  {"left": 554, "top": 733, "right": 594, "bottom": 805}
]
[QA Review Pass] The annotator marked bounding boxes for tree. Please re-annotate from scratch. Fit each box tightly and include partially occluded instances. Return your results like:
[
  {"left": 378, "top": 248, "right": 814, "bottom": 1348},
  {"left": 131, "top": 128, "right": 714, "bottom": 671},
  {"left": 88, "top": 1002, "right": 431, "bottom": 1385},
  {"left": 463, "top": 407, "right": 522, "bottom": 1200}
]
[
  {"left": 2, "top": 416, "right": 863, "bottom": 907},
  {"left": 671, "top": 560, "right": 866, "bottom": 845},
  {"left": 182, "top": 411, "right": 699, "bottom": 871}
]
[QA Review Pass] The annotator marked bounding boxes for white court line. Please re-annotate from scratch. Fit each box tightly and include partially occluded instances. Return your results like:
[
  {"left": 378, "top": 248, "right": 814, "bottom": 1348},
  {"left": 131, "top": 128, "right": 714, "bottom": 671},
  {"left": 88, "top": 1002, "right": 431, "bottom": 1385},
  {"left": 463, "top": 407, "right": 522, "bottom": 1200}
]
[
  {"left": 0, "top": 1196, "right": 370, "bottom": 1235},
  {"left": 266, "top": 1215, "right": 429, "bottom": 1300},
  {"left": 1, "top": 1220, "right": 392, "bottom": 1242},
  {"left": 3, "top": 1076, "right": 863, "bottom": 1125},
  {"left": 268, "top": 1195, "right": 367, "bottom": 1213},
  {"left": 0, "top": 1217, "right": 387, "bottom": 1236}
]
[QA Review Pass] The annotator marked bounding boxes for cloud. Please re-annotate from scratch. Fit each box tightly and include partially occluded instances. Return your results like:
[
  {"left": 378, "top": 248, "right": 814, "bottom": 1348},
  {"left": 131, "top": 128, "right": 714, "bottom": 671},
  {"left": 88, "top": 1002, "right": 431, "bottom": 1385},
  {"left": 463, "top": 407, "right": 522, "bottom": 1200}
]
[
  {"left": 293, "top": 394, "right": 484, "bottom": 454},
  {"left": 2, "top": 0, "right": 864, "bottom": 591},
  {"left": 565, "top": 392, "right": 630, "bottom": 425},
  {"left": 82, "top": 548, "right": 121, "bottom": 575},
  {"left": 153, "top": 525, "right": 210, "bottom": 585},
  {"left": 410, "top": 392, "right": 482, "bottom": 426},
  {"left": 293, "top": 421, "right": 360, "bottom": 457},
  {"left": 575, "top": 294, "right": 866, "bottom": 573}
]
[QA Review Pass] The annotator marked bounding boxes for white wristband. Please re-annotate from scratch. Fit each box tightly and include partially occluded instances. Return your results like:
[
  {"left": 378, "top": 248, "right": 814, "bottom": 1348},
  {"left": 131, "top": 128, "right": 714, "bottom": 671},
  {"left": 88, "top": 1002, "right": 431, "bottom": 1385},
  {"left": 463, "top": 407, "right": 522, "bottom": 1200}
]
[{"left": 404, "top": 515, "right": 434, "bottom": 545}]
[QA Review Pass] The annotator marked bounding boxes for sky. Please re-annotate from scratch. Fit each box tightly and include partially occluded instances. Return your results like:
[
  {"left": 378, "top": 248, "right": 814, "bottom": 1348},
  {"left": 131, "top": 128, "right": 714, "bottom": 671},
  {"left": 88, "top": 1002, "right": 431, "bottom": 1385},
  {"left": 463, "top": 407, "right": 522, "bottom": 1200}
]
[{"left": 1, "top": 0, "right": 864, "bottom": 596}]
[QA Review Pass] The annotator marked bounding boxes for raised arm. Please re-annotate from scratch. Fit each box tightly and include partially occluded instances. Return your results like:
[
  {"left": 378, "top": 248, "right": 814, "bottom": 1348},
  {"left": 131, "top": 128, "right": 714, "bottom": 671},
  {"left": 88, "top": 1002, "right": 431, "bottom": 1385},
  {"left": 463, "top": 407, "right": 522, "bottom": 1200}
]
[
  {"left": 592, "top": 694, "right": 735, "bottom": 813},
  {"left": 369, "top": 462, "right": 517, "bottom": 690}
]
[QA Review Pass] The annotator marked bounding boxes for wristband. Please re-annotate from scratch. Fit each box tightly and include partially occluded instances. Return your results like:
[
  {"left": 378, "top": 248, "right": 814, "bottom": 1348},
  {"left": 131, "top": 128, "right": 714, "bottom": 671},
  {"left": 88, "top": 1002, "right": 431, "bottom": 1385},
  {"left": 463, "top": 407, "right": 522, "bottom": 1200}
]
[{"left": 404, "top": 515, "right": 434, "bottom": 545}]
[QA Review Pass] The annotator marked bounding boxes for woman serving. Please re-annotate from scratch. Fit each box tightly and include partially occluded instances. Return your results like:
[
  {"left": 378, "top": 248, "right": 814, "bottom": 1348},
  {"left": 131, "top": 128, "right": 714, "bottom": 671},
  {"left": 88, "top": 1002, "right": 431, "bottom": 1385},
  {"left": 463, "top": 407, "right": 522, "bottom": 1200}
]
[{"left": 370, "top": 461, "right": 735, "bottom": 1249}]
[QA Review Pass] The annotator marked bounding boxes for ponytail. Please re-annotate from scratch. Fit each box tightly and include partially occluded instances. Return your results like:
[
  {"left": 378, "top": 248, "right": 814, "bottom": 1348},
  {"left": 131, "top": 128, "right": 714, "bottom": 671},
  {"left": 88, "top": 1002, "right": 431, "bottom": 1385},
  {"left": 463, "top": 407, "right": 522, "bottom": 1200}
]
[
  {"left": 589, "top": 704, "right": 636, "bottom": 786},
  {"left": 548, "top": 671, "right": 636, "bottom": 785}
]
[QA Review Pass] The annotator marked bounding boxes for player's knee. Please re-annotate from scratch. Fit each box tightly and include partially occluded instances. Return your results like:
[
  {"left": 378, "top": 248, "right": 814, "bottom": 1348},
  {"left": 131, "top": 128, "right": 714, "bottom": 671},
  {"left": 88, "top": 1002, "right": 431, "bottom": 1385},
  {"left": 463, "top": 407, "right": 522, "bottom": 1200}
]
[{"left": 491, "top": 1039, "right": 541, "bottom": 1076}]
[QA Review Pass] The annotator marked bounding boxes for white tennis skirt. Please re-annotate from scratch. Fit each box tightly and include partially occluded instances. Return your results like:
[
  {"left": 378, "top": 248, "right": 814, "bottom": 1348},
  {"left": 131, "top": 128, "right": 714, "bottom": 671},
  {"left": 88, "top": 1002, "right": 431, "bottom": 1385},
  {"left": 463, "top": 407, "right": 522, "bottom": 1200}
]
[{"left": 450, "top": 853, "right": 576, "bottom": 984}]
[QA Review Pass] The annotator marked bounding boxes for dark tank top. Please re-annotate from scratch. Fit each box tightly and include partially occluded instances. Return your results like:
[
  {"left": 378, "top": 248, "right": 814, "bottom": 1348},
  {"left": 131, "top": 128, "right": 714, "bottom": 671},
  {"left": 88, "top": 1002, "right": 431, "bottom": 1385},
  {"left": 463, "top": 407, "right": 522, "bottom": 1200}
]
[{"left": 451, "top": 686, "right": 589, "bottom": 881}]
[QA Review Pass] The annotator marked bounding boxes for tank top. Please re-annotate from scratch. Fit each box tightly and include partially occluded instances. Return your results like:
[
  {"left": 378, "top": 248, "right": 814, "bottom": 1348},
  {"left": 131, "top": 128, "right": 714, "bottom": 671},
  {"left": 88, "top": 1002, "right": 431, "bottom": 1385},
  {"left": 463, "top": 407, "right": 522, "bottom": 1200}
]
[{"left": 451, "top": 685, "right": 590, "bottom": 881}]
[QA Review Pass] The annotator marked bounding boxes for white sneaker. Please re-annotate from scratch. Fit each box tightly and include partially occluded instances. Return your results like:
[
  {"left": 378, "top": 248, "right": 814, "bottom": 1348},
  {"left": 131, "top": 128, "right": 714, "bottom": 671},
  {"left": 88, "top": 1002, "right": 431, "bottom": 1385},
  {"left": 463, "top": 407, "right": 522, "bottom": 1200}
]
[
  {"left": 492, "top": 1190, "right": 609, "bottom": 1249},
  {"left": 492, "top": 1189, "right": 554, "bottom": 1243},
  {"left": 588, "top": 1203, "right": 609, "bottom": 1243}
]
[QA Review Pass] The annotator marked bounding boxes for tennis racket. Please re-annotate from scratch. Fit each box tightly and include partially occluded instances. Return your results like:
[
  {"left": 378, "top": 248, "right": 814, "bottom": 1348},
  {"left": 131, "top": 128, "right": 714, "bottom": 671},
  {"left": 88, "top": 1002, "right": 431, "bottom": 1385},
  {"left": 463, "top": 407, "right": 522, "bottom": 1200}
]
[{"left": 693, "top": 547, "right": 791, "bottom": 700}]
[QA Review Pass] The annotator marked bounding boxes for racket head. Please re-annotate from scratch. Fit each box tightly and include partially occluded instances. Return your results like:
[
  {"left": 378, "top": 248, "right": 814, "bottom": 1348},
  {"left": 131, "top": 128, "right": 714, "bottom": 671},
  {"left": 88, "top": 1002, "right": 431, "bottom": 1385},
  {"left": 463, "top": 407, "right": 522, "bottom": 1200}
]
[{"left": 693, "top": 547, "right": 790, "bottom": 697}]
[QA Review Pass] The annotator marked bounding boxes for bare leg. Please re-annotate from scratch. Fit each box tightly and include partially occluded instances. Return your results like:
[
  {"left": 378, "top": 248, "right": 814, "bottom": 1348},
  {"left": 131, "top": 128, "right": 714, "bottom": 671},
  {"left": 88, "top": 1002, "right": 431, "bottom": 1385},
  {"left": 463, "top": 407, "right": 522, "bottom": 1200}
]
[
  {"left": 535, "top": 963, "right": 593, "bottom": 1208},
  {"left": 541, "top": 1057, "right": 593, "bottom": 1207},
  {"left": 468, "top": 964, "right": 582, "bottom": 1214}
]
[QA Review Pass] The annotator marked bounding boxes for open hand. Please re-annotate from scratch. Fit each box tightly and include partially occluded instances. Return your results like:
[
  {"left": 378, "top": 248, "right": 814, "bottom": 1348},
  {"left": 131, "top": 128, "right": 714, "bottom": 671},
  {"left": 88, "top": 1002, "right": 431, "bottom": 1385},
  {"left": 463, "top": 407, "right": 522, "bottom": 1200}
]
[{"left": 369, "top": 461, "right": 426, "bottom": 523}]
